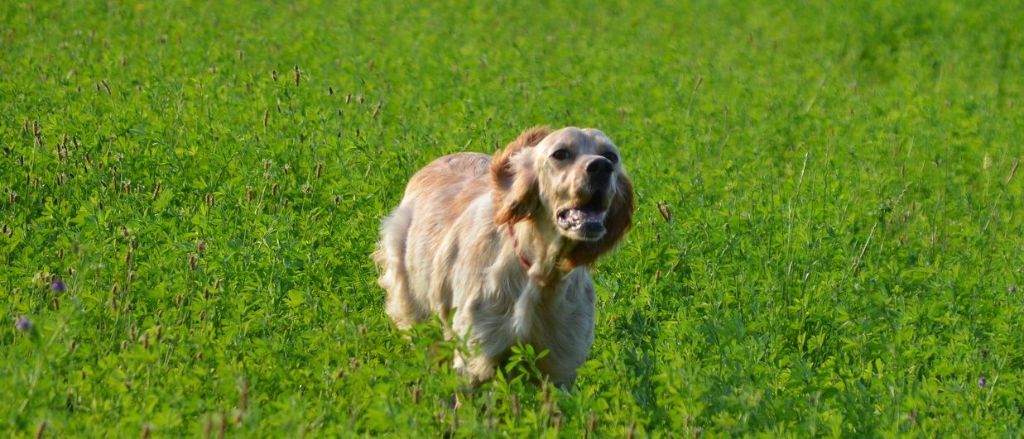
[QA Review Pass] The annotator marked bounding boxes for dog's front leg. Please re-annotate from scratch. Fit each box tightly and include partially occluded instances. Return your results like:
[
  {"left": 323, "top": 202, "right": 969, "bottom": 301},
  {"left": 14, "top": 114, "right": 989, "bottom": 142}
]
[
  {"left": 451, "top": 315, "right": 515, "bottom": 387},
  {"left": 453, "top": 350, "right": 501, "bottom": 386}
]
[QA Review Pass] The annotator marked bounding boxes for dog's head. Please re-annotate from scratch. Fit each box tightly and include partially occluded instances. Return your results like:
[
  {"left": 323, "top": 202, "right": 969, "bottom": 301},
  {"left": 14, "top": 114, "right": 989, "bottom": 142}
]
[{"left": 492, "top": 127, "right": 634, "bottom": 267}]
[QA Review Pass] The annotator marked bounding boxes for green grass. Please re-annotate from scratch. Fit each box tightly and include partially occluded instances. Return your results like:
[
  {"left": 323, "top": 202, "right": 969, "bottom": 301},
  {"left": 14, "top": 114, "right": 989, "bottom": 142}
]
[{"left": 2, "top": 0, "right": 1023, "bottom": 436}]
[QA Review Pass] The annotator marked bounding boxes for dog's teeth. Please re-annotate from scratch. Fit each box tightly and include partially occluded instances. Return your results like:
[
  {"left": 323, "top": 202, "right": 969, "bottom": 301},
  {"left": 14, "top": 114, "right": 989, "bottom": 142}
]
[
  {"left": 559, "top": 207, "right": 607, "bottom": 231},
  {"left": 569, "top": 210, "right": 584, "bottom": 228}
]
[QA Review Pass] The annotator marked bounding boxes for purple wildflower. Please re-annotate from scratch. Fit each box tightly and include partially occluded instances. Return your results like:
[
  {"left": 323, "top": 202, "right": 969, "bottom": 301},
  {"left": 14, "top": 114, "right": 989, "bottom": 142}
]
[
  {"left": 51, "top": 279, "right": 67, "bottom": 293},
  {"left": 15, "top": 316, "right": 32, "bottom": 332},
  {"left": 977, "top": 377, "right": 987, "bottom": 389}
]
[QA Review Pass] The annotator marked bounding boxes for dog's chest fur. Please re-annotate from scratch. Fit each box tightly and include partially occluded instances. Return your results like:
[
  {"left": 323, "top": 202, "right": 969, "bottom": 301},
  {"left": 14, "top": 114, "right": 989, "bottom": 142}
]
[{"left": 455, "top": 261, "right": 596, "bottom": 379}]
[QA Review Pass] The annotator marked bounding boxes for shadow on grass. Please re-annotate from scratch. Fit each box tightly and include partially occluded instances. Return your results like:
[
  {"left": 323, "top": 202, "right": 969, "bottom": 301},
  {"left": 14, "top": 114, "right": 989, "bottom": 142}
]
[{"left": 617, "top": 309, "right": 667, "bottom": 430}]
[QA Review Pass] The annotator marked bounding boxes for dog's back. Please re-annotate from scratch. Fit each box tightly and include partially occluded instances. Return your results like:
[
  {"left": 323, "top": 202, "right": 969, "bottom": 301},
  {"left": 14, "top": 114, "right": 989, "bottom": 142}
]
[{"left": 375, "top": 152, "right": 492, "bottom": 328}]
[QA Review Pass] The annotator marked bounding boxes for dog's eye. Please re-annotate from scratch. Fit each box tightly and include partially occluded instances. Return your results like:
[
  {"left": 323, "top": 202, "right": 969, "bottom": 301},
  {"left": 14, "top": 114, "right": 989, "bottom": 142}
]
[
  {"left": 550, "top": 149, "right": 571, "bottom": 161},
  {"left": 601, "top": 152, "right": 619, "bottom": 164}
]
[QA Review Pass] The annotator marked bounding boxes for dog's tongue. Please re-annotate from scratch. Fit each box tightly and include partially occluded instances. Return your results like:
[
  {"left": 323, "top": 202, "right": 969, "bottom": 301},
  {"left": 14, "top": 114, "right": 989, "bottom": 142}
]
[{"left": 558, "top": 208, "right": 603, "bottom": 231}]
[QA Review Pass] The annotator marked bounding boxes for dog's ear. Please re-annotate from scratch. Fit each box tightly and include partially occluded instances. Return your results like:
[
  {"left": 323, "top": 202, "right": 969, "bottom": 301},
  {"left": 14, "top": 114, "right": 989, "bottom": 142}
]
[
  {"left": 492, "top": 127, "right": 551, "bottom": 225},
  {"left": 568, "top": 174, "right": 634, "bottom": 267}
]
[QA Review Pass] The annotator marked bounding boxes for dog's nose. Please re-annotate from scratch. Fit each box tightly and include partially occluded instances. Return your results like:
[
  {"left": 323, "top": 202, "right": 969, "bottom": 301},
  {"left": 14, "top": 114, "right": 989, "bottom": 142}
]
[{"left": 586, "top": 158, "right": 614, "bottom": 178}]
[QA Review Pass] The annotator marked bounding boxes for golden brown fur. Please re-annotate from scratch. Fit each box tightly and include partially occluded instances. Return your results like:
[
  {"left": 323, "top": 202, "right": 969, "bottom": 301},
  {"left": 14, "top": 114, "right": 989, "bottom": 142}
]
[{"left": 374, "top": 127, "right": 634, "bottom": 386}]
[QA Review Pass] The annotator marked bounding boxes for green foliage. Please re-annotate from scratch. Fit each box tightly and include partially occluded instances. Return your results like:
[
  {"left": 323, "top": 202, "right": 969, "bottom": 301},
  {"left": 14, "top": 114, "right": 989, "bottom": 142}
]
[{"left": 2, "top": 0, "right": 1023, "bottom": 436}]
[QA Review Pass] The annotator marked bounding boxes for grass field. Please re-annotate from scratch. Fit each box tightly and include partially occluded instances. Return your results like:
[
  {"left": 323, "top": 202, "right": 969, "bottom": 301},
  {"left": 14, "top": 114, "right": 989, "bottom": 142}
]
[{"left": 3, "top": 0, "right": 1023, "bottom": 436}]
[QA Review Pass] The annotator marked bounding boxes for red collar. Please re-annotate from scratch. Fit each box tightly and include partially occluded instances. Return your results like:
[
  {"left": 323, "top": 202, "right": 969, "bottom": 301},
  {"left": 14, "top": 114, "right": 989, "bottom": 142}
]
[{"left": 507, "top": 223, "right": 531, "bottom": 271}]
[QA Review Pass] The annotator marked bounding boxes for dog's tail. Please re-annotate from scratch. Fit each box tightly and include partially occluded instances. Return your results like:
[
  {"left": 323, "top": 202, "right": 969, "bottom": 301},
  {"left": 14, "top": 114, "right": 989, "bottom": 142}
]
[{"left": 375, "top": 202, "right": 428, "bottom": 328}]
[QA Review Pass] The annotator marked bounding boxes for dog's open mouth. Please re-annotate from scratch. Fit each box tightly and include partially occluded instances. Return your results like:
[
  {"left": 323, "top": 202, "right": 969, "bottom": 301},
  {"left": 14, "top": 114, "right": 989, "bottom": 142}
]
[{"left": 556, "top": 196, "right": 607, "bottom": 239}]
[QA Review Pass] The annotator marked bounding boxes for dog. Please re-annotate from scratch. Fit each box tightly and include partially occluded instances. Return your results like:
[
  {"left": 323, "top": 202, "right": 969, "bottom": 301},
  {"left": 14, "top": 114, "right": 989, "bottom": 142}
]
[{"left": 373, "top": 127, "right": 634, "bottom": 387}]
